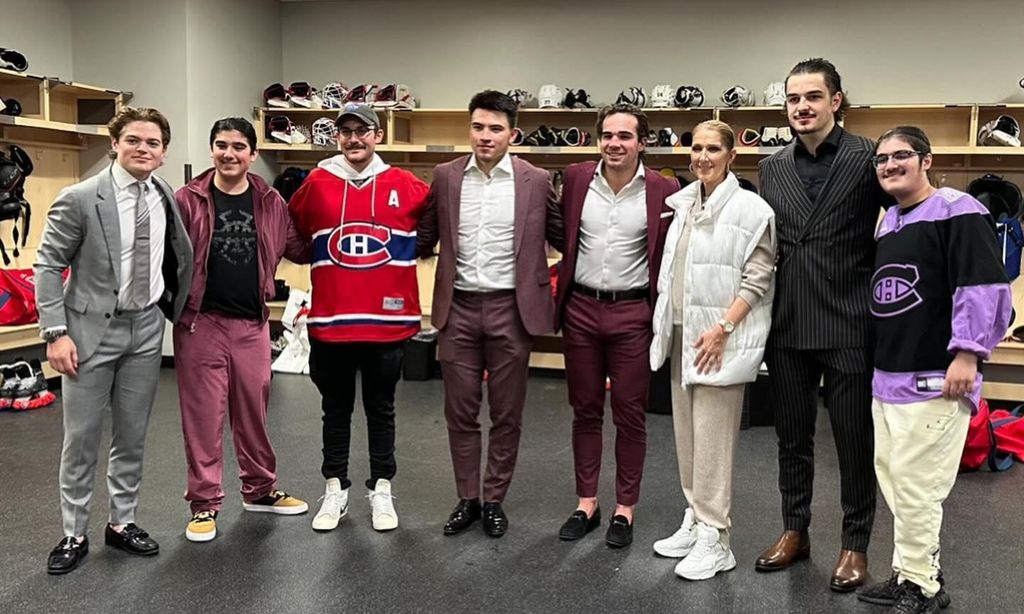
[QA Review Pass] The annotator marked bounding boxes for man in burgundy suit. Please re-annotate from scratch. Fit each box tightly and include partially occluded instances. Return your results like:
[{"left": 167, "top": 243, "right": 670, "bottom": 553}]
[
  {"left": 555, "top": 103, "right": 679, "bottom": 548},
  {"left": 417, "top": 90, "right": 563, "bottom": 537}
]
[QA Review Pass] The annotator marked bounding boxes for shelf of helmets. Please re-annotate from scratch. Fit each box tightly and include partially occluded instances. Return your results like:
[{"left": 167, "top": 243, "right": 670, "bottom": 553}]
[
  {"left": 0, "top": 68, "right": 125, "bottom": 374},
  {"left": 256, "top": 104, "right": 1024, "bottom": 166}
]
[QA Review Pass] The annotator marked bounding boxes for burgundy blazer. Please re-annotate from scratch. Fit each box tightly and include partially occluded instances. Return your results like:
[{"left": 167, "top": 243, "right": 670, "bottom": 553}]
[
  {"left": 416, "top": 155, "right": 564, "bottom": 336},
  {"left": 554, "top": 160, "right": 679, "bottom": 332}
]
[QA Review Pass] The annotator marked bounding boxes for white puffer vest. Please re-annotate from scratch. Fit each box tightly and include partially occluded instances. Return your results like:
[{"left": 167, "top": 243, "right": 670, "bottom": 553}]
[{"left": 650, "top": 173, "right": 775, "bottom": 387}]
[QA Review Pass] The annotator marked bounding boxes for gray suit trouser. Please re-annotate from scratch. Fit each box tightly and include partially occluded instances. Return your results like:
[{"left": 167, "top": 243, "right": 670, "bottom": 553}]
[{"left": 59, "top": 305, "right": 164, "bottom": 537}]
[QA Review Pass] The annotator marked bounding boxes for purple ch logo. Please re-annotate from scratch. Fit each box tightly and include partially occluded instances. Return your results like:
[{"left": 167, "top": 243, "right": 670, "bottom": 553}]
[{"left": 871, "top": 264, "right": 923, "bottom": 317}]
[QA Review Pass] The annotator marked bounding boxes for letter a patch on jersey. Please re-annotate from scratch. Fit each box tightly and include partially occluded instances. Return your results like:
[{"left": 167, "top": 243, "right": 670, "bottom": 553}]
[
  {"left": 328, "top": 222, "right": 394, "bottom": 269},
  {"left": 388, "top": 189, "right": 400, "bottom": 208}
]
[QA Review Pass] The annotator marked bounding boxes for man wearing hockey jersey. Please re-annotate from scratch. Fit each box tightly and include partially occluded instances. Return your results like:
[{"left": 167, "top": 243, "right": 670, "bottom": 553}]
[
  {"left": 858, "top": 126, "right": 1011, "bottom": 614},
  {"left": 289, "top": 103, "right": 430, "bottom": 533}
]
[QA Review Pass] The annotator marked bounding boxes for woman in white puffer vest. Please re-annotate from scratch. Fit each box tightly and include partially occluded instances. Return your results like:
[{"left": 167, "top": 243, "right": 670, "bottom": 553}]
[{"left": 649, "top": 120, "right": 776, "bottom": 580}]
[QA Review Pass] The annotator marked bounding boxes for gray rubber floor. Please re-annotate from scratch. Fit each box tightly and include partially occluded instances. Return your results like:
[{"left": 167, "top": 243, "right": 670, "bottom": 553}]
[{"left": 1, "top": 369, "right": 1022, "bottom": 614}]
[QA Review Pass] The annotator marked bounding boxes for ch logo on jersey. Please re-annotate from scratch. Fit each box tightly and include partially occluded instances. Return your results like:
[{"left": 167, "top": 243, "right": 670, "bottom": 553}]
[
  {"left": 871, "top": 264, "right": 922, "bottom": 318},
  {"left": 327, "top": 223, "right": 393, "bottom": 269}
]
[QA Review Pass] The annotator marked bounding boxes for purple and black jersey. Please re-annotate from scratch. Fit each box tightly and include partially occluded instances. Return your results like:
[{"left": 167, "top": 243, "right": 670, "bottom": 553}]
[{"left": 871, "top": 187, "right": 1012, "bottom": 410}]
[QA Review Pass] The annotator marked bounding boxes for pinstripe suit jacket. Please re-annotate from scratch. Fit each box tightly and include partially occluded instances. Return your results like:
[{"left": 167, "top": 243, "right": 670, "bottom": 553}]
[{"left": 758, "top": 129, "right": 888, "bottom": 350}]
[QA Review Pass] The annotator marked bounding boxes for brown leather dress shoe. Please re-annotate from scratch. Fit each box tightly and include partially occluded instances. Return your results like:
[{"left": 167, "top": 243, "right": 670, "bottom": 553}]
[
  {"left": 830, "top": 549, "right": 868, "bottom": 592},
  {"left": 755, "top": 530, "right": 810, "bottom": 571}
]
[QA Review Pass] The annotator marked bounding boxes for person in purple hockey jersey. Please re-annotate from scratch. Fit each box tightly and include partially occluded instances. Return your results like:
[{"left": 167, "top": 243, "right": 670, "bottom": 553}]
[{"left": 858, "top": 126, "right": 1012, "bottom": 614}]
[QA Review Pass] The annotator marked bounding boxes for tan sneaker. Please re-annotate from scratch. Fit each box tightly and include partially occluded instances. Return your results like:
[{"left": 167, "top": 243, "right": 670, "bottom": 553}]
[
  {"left": 186, "top": 510, "right": 217, "bottom": 543},
  {"left": 242, "top": 490, "right": 309, "bottom": 515}
]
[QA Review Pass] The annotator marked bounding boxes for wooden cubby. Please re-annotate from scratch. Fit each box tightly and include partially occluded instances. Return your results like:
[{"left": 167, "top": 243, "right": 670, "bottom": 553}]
[{"left": 0, "top": 68, "right": 126, "bottom": 369}]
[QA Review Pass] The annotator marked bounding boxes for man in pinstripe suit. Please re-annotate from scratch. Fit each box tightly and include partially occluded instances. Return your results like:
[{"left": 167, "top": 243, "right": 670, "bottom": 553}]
[{"left": 754, "top": 58, "right": 891, "bottom": 592}]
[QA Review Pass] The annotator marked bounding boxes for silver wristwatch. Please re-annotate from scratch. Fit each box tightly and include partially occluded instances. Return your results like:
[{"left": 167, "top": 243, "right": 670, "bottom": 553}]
[{"left": 42, "top": 328, "right": 68, "bottom": 343}]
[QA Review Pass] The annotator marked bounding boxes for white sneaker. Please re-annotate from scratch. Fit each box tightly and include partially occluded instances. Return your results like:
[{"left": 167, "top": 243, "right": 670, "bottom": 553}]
[
  {"left": 311, "top": 478, "right": 348, "bottom": 532},
  {"left": 653, "top": 508, "right": 697, "bottom": 558},
  {"left": 367, "top": 478, "right": 398, "bottom": 532},
  {"left": 674, "top": 522, "right": 736, "bottom": 580}
]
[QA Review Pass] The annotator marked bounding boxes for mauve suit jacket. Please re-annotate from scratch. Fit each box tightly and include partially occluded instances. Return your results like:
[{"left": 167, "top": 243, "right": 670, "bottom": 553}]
[
  {"left": 416, "top": 155, "right": 564, "bottom": 336},
  {"left": 554, "top": 161, "right": 680, "bottom": 332}
]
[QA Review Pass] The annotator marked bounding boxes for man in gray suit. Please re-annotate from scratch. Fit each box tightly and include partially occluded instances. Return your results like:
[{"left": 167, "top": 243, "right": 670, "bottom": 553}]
[{"left": 35, "top": 107, "right": 193, "bottom": 575}]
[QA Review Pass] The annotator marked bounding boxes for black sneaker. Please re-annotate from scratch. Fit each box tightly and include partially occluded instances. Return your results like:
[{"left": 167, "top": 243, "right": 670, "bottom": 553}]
[
  {"left": 859, "top": 573, "right": 951, "bottom": 608},
  {"left": 891, "top": 582, "right": 940, "bottom": 614}
]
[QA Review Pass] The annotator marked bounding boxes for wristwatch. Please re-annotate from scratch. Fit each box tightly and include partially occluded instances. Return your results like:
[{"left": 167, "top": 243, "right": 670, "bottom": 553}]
[
  {"left": 42, "top": 328, "right": 68, "bottom": 343},
  {"left": 717, "top": 319, "right": 735, "bottom": 334}
]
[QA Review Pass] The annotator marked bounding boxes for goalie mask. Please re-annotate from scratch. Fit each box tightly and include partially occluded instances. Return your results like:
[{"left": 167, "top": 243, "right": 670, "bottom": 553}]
[
  {"left": 507, "top": 88, "right": 536, "bottom": 108},
  {"left": 616, "top": 86, "right": 647, "bottom": 107},
  {"left": 321, "top": 82, "right": 349, "bottom": 109},
  {"left": 721, "top": 85, "right": 755, "bottom": 107},
  {"left": 563, "top": 88, "right": 595, "bottom": 109},
  {"left": 311, "top": 117, "right": 338, "bottom": 146},
  {"left": 674, "top": 85, "right": 704, "bottom": 108}
]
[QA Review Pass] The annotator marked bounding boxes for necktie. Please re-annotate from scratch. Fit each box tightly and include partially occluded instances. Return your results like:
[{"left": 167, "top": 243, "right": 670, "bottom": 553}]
[{"left": 131, "top": 181, "right": 151, "bottom": 310}]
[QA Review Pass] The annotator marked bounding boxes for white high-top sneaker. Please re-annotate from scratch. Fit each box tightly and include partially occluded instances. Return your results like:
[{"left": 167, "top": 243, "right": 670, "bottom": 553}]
[
  {"left": 674, "top": 522, "right": 736, "bottom": 580},
  {"left": 368, "top": 478, "right": 398, "bottom": 532},
  {"left": 311, "top": 478, "right": 348, "bottom": 532},
  {"left": 653, "top": 508, "right": 697, "bottom": 558}
]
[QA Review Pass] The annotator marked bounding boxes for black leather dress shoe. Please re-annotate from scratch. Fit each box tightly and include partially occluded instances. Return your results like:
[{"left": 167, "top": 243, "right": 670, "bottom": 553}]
[
  {"left": 47, "top": 536, "right": 88, "bottom": 575},
  {"left": 104, "top": 523, "right": 159, "bottom": 555},
  {"left": 605, "top": 514, "right": 633, "bottom": 548},
  {"left": 558, "top": 508, "right": 601, "bottom": 540},
  {"left": 443, "top": 499, "right": 482, "bottom": 535},
  {"left": 482, "top": 502, "right": 508, "bottom": 538}
]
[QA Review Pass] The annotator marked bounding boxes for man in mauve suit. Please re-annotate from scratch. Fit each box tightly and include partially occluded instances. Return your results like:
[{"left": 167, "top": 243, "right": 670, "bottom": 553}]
[
  {"left": 554, "top": 103, "right": 679, "bottom": 548},
  {"left": 35, "top": 107, "right": 193, "bottom": 575},
  {"left": 754, "top": 58, "right": 890, "bottom": 592},
  {"left": 417, "top": 90, "right": 563, "bottom": 538}
]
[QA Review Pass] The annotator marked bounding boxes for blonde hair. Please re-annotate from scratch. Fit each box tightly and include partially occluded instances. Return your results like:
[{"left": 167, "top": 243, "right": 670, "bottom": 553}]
[{"left": 692, "top": 119, "right": 735, "bottom": 150}]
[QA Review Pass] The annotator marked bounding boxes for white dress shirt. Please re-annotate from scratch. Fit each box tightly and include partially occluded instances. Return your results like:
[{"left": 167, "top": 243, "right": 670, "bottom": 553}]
[
  {"left": 574, "top": 161, "right": 649, "bottom": 291},
  {"left": 110, "top": 162, "right": 167, "bottom": 310},
  {"left": 455, "top": 153, "right": 517, "bottom": 291}
]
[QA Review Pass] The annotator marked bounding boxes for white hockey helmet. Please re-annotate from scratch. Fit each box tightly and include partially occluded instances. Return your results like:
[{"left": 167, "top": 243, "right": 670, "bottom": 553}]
[
  {"left": 538, "top": 84, "right": 565, "bottom": 109},
  {"left": 763, "top": 81, "right": 786, "bottom": 106},
  {"left": 650, "top": 84, "right": 674, "bottom": 108}
]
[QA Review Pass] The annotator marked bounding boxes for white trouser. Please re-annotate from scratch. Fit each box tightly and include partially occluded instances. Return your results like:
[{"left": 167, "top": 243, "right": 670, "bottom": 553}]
[{"left": 872, "top": 397, "right": 970, "bottom": 597}]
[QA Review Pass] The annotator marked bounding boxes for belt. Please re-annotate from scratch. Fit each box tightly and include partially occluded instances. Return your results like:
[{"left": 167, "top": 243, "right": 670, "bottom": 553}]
[{"left": 573, "top": 283, "right": 648, "bottom": 302}]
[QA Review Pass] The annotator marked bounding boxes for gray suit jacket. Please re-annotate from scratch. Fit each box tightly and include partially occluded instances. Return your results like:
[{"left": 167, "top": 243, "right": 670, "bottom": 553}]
[{"left": 34, "top": 166, "right": 194, "bottom": 362}]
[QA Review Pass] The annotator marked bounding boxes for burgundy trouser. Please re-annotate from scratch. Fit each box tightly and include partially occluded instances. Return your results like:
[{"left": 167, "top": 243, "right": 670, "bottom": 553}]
[
  {"left": 439, "top": 290, "right": 532, "bottom": 502},
  {"left": 562, "top": 293, "right": 652, "bottom": 507},
  {"left": 174, "top": 312, "right": 276, "bottom": 513}
]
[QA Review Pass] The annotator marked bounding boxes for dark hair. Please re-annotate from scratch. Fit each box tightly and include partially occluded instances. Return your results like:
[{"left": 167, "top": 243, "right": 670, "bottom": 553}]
[
  {"left": 107, "top": 106, "right": 171, "bottom": 159},
  {"left": 786, "top": 57, "right": 850, "bottom": 120},
  {"left": 468, "top": 90, "right": 518, "bottom": 128},
  {"left": 875, "top": 125, "right": 932, "bottom": 156},
  {"left": 209, "top": 117, "right": 258, "bottom": 151},
  {"left": 596, "top": 103, "right": 650, "bottom": 139}
]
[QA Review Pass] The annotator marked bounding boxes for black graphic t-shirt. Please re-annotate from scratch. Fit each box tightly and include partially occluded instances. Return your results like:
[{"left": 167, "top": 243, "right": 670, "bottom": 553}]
[{"left": 201, "top": 185, "right": 261, "bottom": 319}]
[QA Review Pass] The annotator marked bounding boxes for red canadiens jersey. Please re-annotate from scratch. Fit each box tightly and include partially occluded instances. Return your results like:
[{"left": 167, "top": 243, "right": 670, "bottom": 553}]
[{"left": 289, "top": 166, "right": 429, "bottom": 343}]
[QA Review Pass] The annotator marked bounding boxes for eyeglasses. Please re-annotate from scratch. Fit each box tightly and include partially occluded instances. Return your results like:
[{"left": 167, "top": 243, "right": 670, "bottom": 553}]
[
  {"left": 870, "top": 150, "right": 923, "bottom": 168},
  {"left": 338, "top": 126, "right": 376, "bottom": 139}
]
